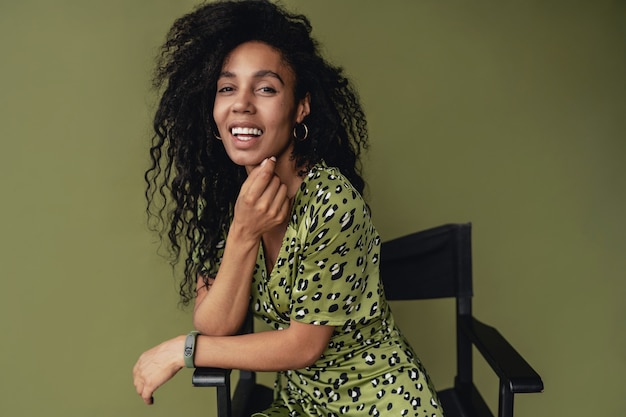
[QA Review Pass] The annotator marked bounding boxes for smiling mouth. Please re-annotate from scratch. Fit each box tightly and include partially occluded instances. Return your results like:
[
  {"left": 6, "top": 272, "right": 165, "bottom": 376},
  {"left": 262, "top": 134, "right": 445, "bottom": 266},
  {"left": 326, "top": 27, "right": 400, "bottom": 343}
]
[{"left": 231, "top": 127, "right": 263, "bottom": 141}]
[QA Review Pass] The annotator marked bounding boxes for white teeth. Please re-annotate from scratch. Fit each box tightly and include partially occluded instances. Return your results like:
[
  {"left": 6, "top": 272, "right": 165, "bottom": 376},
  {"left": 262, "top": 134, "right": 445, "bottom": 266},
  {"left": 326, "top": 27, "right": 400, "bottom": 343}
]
[{"left": 231, "top": 127, "right": 263, "bottom": 136}]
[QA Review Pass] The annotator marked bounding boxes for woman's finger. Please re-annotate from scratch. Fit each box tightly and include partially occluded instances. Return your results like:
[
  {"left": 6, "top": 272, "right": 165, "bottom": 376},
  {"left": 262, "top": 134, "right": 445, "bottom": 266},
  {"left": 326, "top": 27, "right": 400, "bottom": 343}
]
[
  {"left": 240, "top": 157, "right": 277, "bottom": 201},
  {"left": 266, "top": 181, "right": 290, "bottom": 222}
]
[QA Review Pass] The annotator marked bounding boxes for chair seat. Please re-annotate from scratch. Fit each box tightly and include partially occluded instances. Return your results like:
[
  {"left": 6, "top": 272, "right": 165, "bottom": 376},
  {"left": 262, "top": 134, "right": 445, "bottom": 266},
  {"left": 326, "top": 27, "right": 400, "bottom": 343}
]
[
  {"left": 438, "top": 389, "right": 470, "bottom": 417},
  {"left": 437, "top": 385, "right": 494, "bottom": 417}
]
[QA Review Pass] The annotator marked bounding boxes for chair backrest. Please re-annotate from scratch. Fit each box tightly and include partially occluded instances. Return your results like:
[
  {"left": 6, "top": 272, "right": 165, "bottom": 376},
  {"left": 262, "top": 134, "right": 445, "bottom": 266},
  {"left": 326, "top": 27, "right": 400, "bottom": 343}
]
[
  {"left": 380, "top": 223, "right": 477, "bottom": 414},
  {"left": 380, "top": 223, "right": 473, "bottom": 304}
]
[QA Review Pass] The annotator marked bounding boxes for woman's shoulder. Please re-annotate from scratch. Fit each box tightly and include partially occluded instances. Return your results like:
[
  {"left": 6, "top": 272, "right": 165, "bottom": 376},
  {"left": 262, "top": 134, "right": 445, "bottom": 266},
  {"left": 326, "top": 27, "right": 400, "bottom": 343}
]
[
  {"left": 299, "top": 162, "right": 362, "bottom": 202},
  {"left": 292, "top": 162, "right": 369, "bottom": 229},
  {"left": 296, "top": 162, "right": 364, "bottom": 205}
]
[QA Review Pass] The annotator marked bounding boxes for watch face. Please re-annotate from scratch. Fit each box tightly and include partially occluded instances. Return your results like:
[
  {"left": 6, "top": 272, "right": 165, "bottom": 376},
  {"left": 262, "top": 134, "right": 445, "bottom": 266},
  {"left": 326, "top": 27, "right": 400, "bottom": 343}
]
[{"left": 184, "top": 346, "right": 193, "bottom": 357}]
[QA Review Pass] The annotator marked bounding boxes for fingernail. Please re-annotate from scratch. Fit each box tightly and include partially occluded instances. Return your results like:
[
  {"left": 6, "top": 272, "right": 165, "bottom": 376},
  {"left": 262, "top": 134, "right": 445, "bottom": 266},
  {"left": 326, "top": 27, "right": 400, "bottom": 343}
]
[{"left": 261, "top": 157, "right": 276, "bottom": 166}]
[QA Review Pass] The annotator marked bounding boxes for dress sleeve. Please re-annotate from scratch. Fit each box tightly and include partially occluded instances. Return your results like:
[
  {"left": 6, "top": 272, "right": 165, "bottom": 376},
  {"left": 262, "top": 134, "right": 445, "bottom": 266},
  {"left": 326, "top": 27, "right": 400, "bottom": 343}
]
[{"left": 290, "top": 171, "right": 382, "bottom": 328}]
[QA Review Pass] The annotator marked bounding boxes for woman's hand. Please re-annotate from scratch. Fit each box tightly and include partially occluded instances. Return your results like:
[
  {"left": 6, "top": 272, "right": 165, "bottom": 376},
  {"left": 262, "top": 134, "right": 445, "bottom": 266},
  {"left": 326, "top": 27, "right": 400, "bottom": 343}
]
[
  {"left": 132, "top": 336, "right": 185, "bottom": 405},
  {"left": 232, "top": 157, "right": 291, "bottom": 240}
]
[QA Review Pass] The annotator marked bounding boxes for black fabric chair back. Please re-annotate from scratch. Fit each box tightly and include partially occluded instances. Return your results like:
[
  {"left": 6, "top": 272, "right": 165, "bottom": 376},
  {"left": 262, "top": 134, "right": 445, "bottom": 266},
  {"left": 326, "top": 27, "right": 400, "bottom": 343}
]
[{"left": 381, "top": 223, "right": 472, "bottom": 301}]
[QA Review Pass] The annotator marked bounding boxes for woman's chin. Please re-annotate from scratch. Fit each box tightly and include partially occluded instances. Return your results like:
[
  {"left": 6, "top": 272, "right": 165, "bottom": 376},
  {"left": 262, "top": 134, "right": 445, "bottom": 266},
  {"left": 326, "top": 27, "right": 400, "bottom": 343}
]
[{"left": 230, "top": 156, "right": 267, "bottom": 171}]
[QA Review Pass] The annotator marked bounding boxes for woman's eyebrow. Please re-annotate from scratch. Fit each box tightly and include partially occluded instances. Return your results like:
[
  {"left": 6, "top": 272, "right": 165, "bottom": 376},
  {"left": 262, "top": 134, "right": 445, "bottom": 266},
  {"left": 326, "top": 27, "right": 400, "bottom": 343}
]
[
  {"left": 218, "top": 70, "right": 285, "bottom": 85},
  {"left": 254, "top": 70, "right": 285, "bottom": 85}
]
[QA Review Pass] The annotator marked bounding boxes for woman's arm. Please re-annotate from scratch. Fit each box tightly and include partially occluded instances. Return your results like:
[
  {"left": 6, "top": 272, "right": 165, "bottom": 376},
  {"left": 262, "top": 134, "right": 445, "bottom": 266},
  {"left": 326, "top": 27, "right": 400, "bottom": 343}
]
[
  {"left": 192, "top": 225, "right": 259, "bottom": 335},
  {"left": 195, "top": 320, "right": 335, "bottom": 371},
  {"left": 192, "top": 157, "right": 291, "bottom": 335},
  {"left": 133, "top": 321, "right": 335, "bottom": 405}
]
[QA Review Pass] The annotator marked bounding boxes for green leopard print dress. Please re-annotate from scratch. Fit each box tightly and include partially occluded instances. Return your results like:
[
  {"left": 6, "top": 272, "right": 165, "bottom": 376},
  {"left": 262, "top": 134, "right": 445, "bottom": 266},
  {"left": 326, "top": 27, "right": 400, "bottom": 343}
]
[{"left": 244, "top": 163, "right": 443, "bottom": 417}]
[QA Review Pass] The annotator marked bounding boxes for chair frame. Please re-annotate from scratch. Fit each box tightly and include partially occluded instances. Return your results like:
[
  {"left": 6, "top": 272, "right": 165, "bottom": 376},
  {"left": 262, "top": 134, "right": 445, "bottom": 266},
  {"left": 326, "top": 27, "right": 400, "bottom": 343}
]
[{"left": 192, "top": 223, "right": 543, "bottom": 417}]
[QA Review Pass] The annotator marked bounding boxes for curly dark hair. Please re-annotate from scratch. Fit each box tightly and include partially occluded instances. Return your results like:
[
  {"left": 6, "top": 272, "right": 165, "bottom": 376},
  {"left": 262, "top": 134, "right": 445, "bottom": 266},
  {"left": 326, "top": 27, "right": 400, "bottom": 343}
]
[{"left": 146, "top": 0, "right": 369, "bottom": 305}]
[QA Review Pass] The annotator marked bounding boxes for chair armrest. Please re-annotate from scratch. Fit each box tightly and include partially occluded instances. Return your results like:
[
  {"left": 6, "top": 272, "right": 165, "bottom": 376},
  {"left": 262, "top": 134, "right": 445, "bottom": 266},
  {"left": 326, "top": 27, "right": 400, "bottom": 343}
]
[
  {"left": 192, "top": 367, "right": 231, "bottom": 387},
  {"left": 193, "top": 367, "right": 261, "bottom": 417},
  {"left": 460, "top": 317, "right": 544, "bottom": 394},
  {"left": 193, "top": 367, "right": 233, "bottom": 417}
]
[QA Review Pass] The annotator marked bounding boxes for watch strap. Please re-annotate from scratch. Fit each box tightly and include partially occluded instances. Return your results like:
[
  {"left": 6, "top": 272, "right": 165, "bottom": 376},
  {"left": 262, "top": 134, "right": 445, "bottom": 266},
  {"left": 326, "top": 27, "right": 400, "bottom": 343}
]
[{"left": 183, "top": 330, "right": 200, "bottom": 368}]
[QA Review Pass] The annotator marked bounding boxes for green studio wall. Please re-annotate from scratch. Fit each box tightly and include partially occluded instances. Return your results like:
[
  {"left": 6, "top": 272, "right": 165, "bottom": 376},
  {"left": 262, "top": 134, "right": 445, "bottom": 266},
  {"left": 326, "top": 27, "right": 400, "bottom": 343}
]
[{"left": 0, "top": 1, "right": 624, "bottom": 416}]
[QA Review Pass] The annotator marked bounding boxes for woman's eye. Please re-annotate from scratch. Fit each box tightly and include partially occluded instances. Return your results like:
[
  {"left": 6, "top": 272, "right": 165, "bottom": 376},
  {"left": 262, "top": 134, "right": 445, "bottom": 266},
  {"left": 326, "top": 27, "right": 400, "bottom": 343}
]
[
  {"left": 258, "top": 86, "right": 277, "bottom": 94},
  {"left": 217, "top": 86, "right": 234, "bottom": 93}
]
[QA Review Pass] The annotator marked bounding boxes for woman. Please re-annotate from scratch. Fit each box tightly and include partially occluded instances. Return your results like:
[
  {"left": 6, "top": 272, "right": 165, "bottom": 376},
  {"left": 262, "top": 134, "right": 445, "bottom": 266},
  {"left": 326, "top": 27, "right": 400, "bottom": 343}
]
[{"left": 133, "top": 1, "right": 443, "bottom": 416}]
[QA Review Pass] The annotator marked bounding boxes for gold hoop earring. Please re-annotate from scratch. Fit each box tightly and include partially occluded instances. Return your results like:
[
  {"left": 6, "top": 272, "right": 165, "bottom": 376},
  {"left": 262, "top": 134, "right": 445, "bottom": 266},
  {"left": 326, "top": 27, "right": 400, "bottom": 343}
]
[{"left": 293, "top": 123, "right": 308, "bottom": 141}]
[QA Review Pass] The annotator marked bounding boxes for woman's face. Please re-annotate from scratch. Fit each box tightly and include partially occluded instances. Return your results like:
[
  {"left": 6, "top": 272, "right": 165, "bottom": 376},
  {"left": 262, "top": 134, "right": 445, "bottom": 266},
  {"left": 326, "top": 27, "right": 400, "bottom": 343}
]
[{"left": 213, "top": 41, "right": 309, "bottom": 173}]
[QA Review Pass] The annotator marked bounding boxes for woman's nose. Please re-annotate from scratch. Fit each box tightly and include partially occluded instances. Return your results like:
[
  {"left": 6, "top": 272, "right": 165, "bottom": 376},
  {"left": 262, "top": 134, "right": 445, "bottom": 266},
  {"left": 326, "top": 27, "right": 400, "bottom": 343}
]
[{"left": 232, "top": 90, "right": 255, "bottom": 113}]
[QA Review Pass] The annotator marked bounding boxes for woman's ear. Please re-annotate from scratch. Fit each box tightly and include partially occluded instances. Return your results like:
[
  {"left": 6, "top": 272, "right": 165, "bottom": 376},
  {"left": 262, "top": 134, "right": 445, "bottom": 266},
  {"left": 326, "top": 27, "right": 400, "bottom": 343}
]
[{"left": 296, "top": 93, "right": 311, "bottom": 123}]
